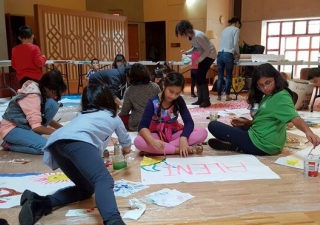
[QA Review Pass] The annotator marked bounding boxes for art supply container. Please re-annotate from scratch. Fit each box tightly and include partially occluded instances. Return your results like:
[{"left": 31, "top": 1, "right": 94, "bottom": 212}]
[
  {"left": 112, "top": 141, "right": 127, "bottom": 170},
  {"left": 114, "top": 141, "right": 121, "bottom": 155},
  {"left": 112, "top": 155, "right": 127, "bottom": 170},
  {"left": 209, "top": 112, "right": 218, "bottom": 121},
  {"left": 303, "top": 155, "right": 320, "bottom": 177}
]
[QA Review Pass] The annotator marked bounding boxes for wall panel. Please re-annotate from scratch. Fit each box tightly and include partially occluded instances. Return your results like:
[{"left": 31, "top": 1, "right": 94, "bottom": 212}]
[{"left": 34, "top": 5, "right": 128, "bottom": 92}]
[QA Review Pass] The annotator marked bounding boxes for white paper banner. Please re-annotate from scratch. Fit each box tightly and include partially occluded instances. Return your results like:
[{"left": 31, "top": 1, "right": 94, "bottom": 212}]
[{"left": 140, "top": 155, "right": 280, "bottom": 185}]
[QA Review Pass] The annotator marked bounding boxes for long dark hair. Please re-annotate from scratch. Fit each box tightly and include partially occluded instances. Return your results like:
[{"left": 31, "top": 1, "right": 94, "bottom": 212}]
[
  {"left": 127, "top": 63, "right": 151, "bottom": 85},
  {"left": 247, "top": 63, "right": 293, "bottom": 107},
  {"left": 39, "top": 69, "right": 67, "bottom": 123},
  {"left": 112, "top": 54, "right": 127, "bottom": 69},
  {"left": 157, "top": 71, "right": 185, "bottom": 118},
  {"left": 81, "top": 84, "right": 117, "bottom": 117}
]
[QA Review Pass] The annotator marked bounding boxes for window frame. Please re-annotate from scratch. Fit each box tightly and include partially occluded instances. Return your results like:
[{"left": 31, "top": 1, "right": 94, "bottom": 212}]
[{"left": 265, "top": 19, "right": 320, "bottom": 77}]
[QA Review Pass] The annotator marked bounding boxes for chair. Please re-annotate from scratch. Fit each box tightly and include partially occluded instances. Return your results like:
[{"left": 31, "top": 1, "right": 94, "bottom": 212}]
[
  {"left": 306, "top": 68, "right": 320, "bottom": 112},
  {"left": 299, "top": 68, "right": 310, "bottom": 80}
]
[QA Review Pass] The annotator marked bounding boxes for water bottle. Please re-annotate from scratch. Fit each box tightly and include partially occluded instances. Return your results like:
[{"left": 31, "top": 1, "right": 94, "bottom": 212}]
[
  {"left": 113, "top": 141, "right": 121, "bottom": 156},
  {"left": 112, "top": 141, "right": 127, "bottom": 170}
]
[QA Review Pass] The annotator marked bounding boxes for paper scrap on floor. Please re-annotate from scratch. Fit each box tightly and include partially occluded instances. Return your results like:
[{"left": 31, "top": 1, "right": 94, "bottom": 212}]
[
  {"left": 66, "top": 208, "right": 98, "bottom": 217},
  {"left": 143, "top": 188, "right": 194, "bottom": 207},
  {"left": 123, "top": 198, "right": 146, "bottom": 220},
  {"left": 274, "top": 146, "right": 320, "bottom": 170}
]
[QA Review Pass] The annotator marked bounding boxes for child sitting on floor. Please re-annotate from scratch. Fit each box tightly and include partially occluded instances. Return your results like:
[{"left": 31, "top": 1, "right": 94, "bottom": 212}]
[
  {"left": 134, "top": 72, "right": 207, "bottom": 157},
  {"left": 118, "top": 63, "right": 161, "bottom": 131},
  {"left": 207, "top": 63, "right": 320, "bottom": 155},
  {"left": 0, "top": 69, "right": 67, "bottom": 154}
]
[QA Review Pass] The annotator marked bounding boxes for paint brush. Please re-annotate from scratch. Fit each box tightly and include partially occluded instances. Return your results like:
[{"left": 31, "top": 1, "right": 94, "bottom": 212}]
[
  {"left": 285, "top": 146, "right": 301, "bottom": 150},
  {"left": 308, "top": 147, "right": 315, "bottom": 156}
]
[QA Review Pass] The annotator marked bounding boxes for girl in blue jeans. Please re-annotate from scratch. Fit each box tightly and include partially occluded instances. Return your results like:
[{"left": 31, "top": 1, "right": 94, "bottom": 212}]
[
  {"left": 19, "top": 84, "right": 131, "bottom": 225},
  {"left": 0, "top": 69, "right": 67, "bottom": 154}
]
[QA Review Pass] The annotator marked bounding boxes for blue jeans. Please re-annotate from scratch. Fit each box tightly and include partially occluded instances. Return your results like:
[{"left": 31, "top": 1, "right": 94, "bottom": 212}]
[
  {"left": 217, "top": 52, "right": 234, "bottom": 95},
  {"left": 47, "top": 140, "right": 122, "bottom": 223},
  {"left": 208, "top": 121, "right": 267, "bottom": 155},
  {"left": 4, "top": 98, "right": 59, "bottom": 155}
]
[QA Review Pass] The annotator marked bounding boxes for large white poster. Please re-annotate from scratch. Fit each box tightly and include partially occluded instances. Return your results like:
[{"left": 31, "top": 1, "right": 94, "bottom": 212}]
[
  {"left": 0, "top": 172, "right": 74, "bottom": 209},
  {"left": 140, "top": 155, "right": 280, "bottom": 185}
]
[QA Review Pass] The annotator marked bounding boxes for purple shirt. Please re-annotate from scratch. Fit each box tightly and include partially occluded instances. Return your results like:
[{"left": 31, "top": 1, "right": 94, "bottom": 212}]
[{"left": 138, "top": 94, "right": 194, "bottom": 138}]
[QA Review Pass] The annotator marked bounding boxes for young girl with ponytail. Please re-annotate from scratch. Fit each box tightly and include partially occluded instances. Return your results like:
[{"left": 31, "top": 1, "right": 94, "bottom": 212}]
[{"left": 0, "top": 69, "right": 67, "bottom": 154}]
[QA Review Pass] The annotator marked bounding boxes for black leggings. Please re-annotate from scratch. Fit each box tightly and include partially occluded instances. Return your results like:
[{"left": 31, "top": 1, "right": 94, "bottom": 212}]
[
  {"left": 208, "top": 121, "right": 268, "bottom": 156},
  {"left": 196, "top": 57, "right": 214, "bottom": 85}
]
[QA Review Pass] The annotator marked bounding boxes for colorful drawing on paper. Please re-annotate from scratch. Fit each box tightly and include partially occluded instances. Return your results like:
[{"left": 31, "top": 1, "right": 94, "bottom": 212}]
[
  {"left": 275, "top": 146, "right": 320, "bottom": 170},
  {"left": 140, "top": 156, "right": 175, "bottom": 172},
  {"left": 143, "top": 188, "right": 194, "bottom": 207},
  {"left": 32, "top": 173, "right": 70, "bottom": 184},
  {"left": 0, "top": 172, "right": 74, "bottom": 209},
  {"left": 113, "top": 179, "right": 149, "bottom": 197},
  {"left": 140, "top": 155, "right": 280, "bottom": 185}
]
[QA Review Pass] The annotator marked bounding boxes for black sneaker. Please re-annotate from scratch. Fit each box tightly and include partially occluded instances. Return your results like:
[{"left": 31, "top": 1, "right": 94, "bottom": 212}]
[
  {"left": 0, "top": 218, "right": 9, "bottom": 225},
  {"left": 208, "top": 138, "right": 237, "bottom": 151}
]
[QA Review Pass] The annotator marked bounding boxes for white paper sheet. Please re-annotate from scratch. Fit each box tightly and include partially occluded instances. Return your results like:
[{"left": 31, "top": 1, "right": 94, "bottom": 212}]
[
  {"left": 274, "top": 146, "right": 320, "bottom": 170},
  {"left": 143, "top": 188, "right": 194, "bottom": 207},
  {"left": 140, "top": 155, "right": 280, "bottom": 185},
  {"left": 114, "top": 179, "right": 149, "bottom": 197},
  {"left": 0, "top": 172, "right": 74, "bottom": 209}
]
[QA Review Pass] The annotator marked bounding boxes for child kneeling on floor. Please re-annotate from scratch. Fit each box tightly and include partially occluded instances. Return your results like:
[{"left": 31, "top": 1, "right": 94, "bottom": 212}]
[
  {"left": 19, "top": 84, "right": 131, "bottom": 225},
  {"left": 134, "top": 72, "right": 207, "bottom": 157}
]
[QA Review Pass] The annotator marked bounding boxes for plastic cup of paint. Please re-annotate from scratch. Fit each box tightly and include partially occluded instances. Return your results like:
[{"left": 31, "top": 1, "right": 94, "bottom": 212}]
[
  {"left": 112, "top": 155, "right": 127, "bottom": 170},
  {"left": 303, "top": 155, "right": 320, "bottom": 177},
  {"left": 209, "top": 112, "right": 218, "bottom": 121}
]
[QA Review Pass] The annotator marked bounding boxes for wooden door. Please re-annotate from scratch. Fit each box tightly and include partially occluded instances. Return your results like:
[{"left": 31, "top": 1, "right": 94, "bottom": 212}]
[{"left": 128, "top": 24, "right": 139, "bottom": 62}]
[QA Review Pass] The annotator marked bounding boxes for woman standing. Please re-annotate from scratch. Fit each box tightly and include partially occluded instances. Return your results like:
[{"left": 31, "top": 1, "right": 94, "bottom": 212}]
[
  {"left": 217, "top": 17, "right": 242, "bottom": 101},
  {"left": 175, "top": 20, "right": 216, "bottom": 108}
]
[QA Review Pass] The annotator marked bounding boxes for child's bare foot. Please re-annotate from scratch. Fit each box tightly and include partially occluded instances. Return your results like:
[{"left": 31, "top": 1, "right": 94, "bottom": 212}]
[{"left": 189, "top": 144, "right": 203, "bottom": 154}]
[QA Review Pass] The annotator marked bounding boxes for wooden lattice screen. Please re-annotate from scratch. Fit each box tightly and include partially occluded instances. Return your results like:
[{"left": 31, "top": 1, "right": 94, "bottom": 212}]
[{"left": 34, "top": 4, "right": 128, "bottom": 91}]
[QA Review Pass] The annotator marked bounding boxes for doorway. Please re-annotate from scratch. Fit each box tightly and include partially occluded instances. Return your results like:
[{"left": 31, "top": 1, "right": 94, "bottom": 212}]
[
  {"left": 145, "top": 21, "right": 166, "bottom": 62},
  {"left": 128, "top": 23, "right": 139, "bottom": 62}
]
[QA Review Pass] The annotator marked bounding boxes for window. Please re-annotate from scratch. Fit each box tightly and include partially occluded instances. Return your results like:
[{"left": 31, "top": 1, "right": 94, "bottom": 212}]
[{"left": 266, "top": 19, "right": 320, "bottom": 77}]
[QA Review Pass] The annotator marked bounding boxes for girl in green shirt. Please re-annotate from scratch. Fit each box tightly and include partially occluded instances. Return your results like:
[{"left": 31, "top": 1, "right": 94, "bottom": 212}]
[{"left": 208, "top": 63, "right": 320, "bottom": 155}]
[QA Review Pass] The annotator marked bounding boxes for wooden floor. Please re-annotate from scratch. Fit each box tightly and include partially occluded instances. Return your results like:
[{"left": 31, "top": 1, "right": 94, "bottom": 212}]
[{"left": 1, "top": 90, "right": 320, "bottom": 225}]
